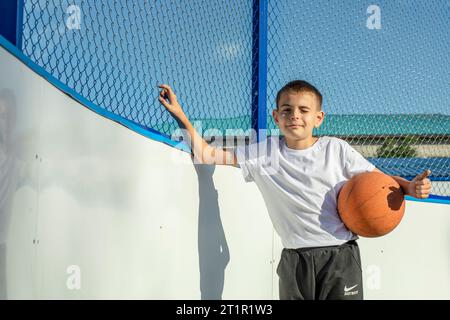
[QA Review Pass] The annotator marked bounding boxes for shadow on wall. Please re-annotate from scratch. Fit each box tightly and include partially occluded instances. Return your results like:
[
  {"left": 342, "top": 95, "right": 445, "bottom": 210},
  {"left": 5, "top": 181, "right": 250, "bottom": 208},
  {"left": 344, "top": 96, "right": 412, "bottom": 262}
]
[
  {"left": 194, "top": 163, "right": 230, "bottom": 300},
  {"left": 0, "top": 89, "right": 18, "bottom": 299}
]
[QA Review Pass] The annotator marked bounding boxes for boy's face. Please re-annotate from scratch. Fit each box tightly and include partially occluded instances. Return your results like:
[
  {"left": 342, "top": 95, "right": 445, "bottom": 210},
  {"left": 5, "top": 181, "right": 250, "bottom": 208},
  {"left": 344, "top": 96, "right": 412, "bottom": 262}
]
[{"left": 272, "top": 91, "right": 324, "bottom": 141}]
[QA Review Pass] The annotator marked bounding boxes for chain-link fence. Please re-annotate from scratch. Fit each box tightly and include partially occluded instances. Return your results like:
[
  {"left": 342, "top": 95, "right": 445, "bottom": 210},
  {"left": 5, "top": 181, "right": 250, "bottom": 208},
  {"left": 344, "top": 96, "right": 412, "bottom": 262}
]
[
  {"left": 16, "top": 0, "right": 450, "bottom": 197},
  {"left": 267, "top": 0, "right": 449, "bottom": 196},
  {"left": 21, "top": 0, "right": 256, "bottom": 136}
]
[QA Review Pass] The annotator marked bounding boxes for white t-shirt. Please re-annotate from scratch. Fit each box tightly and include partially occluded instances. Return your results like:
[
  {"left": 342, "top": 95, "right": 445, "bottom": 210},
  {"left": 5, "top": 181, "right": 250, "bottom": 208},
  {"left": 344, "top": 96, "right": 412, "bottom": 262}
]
[{"left": 235, "top": 135, "right": 375, "bottom": 249}]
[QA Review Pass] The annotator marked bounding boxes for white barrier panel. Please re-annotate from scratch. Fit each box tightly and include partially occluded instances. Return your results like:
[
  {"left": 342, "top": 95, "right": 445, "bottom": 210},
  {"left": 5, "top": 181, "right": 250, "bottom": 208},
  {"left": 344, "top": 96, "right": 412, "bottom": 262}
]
[
  {"left": 0, "top": 46, "right": 273, "bottom": 299},
  {"left": 0, "top": 45, "right": 449, "bottom": 299}
]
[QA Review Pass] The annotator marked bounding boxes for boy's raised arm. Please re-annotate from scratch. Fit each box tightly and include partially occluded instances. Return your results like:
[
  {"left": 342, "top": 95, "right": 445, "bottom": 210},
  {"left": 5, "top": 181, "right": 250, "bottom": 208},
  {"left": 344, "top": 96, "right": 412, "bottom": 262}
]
[{"left": 157, "top": 84, "right": 238, "bottom": 166}]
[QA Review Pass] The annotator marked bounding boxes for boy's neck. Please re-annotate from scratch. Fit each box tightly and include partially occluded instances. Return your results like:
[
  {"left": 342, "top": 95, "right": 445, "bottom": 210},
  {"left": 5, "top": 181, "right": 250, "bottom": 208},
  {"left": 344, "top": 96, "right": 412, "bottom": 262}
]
[{"left": 284, "top": 136, "right": 319, "bottom": 150}]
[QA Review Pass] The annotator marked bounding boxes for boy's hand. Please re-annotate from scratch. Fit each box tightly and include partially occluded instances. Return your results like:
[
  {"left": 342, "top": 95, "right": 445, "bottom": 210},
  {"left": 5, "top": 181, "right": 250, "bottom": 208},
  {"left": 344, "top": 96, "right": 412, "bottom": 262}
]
[
  {"left": 158, "top": 84, "right": 185, "bottom": 119},
  {"left": 406, "top": 170, "right": 432, "bottom": 199}
]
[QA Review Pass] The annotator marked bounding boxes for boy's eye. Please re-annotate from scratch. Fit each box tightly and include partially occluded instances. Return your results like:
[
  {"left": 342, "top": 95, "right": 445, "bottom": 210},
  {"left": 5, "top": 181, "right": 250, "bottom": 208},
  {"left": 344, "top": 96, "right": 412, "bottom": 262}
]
[{"left": 280, "top": 108, "right": 308, "bottom": 115}]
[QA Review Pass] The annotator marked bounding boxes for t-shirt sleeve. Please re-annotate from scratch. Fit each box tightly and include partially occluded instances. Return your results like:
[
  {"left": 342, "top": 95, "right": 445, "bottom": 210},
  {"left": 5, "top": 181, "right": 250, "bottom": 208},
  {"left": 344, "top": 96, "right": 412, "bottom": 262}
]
[
  {"left": 342, "top": 140, "right": 376, "bottom": 177},
  {"left": 234, "top": 142, "right": 257, "bottom": 183},
  {"left": 235, "top": 136, "right": 280, "bottom": 183}
]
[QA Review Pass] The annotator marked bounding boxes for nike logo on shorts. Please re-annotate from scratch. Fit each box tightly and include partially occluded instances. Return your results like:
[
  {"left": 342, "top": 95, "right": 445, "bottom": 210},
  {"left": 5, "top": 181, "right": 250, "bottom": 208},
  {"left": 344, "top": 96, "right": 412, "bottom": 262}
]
[{"left": 344, "top": 284, "right": 358, "bottom": 292}]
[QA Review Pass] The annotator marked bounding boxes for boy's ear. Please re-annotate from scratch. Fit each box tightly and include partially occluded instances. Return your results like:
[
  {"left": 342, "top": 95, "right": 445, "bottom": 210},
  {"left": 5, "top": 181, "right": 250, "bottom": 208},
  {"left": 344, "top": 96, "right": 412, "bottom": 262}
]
[
  {"left": 272, "top": 109, "right": 279, "bottom": 124},
  {"left": 314, "top": 111, "right": 325, "bottom": 128}
]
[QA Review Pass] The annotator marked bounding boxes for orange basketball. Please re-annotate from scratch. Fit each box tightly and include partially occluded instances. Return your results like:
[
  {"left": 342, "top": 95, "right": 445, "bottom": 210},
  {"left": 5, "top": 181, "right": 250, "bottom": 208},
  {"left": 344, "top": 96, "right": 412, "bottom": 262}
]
[{"left": 337, "top": 171, "right": 406, "bottom": 238}]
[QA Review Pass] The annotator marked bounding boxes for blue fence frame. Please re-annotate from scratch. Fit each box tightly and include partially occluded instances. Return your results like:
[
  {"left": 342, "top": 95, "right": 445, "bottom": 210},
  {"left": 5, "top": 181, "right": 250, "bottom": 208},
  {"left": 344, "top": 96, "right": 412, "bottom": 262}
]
[
  {"left": 0, "top": 0, "right": 23, "bottom": 48},
  {"left": 252, "top": 0, "right": 268, "bottom": 143}
]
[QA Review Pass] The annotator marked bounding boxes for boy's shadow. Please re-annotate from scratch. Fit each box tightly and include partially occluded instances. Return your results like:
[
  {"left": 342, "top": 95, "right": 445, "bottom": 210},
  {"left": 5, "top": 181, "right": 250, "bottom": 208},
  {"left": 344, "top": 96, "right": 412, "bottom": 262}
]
[{"left": 193, "top": 162, "right": 230, "bottom": 300}]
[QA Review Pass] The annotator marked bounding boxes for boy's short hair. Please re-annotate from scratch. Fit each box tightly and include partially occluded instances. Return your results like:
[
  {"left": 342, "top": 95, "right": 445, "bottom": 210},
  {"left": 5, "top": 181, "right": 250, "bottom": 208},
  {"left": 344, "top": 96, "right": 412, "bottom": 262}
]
[{"left": 276, "top": 80, "right": 323, "bottom": 110}]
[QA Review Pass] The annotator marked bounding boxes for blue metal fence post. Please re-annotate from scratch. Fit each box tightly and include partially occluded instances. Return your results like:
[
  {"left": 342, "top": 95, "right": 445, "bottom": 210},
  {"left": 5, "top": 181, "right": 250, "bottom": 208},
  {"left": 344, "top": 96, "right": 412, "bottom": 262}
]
[
  {"left": 0, "top": 0, "right": 24, "bottom": 48},
  {"left": 16, "top": 0, "right": 24, "bottom": 49},
  {"left": 252, "top": 0, "right": 268, "bottom": 143}
]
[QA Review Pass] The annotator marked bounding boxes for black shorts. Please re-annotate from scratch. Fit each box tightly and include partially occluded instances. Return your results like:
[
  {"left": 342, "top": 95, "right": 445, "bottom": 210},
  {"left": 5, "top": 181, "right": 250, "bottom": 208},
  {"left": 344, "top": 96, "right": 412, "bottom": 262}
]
[{"left": 276, "top": 240, "right": 363, "bottom": 300}]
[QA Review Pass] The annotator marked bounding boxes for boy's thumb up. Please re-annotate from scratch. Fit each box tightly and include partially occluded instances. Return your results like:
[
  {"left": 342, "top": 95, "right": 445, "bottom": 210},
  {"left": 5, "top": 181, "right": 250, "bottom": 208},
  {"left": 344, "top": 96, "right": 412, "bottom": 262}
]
[{"left": 414, "top": 169, "right": 431, "bottom": 181}]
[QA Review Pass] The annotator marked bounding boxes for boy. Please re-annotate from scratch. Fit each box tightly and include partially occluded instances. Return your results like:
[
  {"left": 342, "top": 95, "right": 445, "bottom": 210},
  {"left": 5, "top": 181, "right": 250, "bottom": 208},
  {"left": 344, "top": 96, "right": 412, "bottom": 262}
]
[{"left": 157, "top": 80, "right": 432, "bottom": 300}]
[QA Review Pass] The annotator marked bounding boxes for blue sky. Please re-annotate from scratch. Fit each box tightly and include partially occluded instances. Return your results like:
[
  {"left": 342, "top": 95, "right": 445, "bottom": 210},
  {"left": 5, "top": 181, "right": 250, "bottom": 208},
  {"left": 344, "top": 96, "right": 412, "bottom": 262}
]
[{"left": 267, "top": 0, "right": 449, "bottom": 116}]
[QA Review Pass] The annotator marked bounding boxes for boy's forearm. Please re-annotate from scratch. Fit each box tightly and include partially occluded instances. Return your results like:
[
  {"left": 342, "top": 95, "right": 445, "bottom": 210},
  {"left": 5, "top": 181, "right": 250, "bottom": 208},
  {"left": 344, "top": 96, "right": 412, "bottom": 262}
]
[
  {"left": 158, "top": 85, "right": 219, "bottom": 163},
  {"left": 391, "top": 175, "right": 410, "bottom": 194},
  {"left": 176, "top": 113, "right": 211, "bottom": 162}
]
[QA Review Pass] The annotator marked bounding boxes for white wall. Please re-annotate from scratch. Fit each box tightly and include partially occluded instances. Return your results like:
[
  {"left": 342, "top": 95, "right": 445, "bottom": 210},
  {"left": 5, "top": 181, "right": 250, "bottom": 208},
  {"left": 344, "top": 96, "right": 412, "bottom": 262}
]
[{"left": 1, "top": 46, "right": 449, "bottom": 300}]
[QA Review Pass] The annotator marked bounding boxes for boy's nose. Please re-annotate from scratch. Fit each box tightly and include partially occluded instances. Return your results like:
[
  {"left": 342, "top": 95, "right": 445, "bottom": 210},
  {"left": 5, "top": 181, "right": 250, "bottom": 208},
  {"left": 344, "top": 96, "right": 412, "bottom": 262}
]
[{"left": 290, "top": 110, "right": 301, "bottom": 120}]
